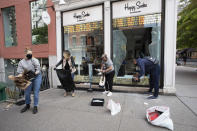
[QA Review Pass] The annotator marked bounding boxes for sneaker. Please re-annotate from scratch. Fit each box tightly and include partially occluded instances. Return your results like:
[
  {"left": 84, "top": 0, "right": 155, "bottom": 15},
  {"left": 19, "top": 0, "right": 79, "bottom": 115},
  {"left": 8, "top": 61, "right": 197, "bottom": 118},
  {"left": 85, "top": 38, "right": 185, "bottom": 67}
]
[
  {"left": 102, "top": 90, "right": 109, "bottom": 94},
  {"left": 107, "top": 92, "right": 112, "bottom": 97},
  {"left": 20, "top": 104, "right": 30, "bottom": 113},
  {"left": 64, "top": 92, "right": 67, "bottom": 97},
  {"left": 33, "top": 106, "right": 38, "bottom": 114},
  {"left": 71, "top": 92, "right": 75, "bottom": 97},
  {"left": 147, "top": 95, "right": 158, "bottom": 99}
]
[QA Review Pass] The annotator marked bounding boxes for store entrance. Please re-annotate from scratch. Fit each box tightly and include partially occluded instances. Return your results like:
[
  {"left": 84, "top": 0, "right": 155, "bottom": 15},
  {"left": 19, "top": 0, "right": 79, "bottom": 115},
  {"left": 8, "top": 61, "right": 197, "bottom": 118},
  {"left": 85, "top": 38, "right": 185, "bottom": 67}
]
[
  {"left": 116, "top": 27, "right": 152, "bottom": 77},
  {"left": 112, "top": 25, "right": 162, "bottom": 86}
]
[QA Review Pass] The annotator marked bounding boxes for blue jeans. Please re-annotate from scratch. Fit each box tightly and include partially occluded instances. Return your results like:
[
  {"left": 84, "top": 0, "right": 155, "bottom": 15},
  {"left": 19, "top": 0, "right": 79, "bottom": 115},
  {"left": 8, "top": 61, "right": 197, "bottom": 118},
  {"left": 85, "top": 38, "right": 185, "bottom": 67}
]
[
  {"left": 149, "top": 64, "right": 160, "bottom": 97},
  {"left": 25, "top": 74, "right": 42, "bottom": 106}
]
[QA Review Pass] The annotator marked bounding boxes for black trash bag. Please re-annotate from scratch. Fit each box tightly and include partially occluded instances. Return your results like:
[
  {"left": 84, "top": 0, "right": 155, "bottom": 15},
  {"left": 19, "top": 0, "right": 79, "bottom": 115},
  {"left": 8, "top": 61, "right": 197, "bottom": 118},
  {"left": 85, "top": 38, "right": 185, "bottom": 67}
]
[{"left": 56, "top": 69, "right": 75, "bottom": 92}]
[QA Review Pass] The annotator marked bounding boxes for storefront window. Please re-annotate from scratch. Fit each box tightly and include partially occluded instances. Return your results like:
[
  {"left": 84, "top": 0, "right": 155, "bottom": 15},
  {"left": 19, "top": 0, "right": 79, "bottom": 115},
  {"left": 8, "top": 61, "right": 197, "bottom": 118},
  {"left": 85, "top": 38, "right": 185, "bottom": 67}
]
[
  {"left": 112, "top": 0, "right": 162, "bottom": 86},
  {"left": 2, "top": 6, "right": 17, "bottom": 47},
  {"left": 63, "top": 6, "right": 104, "bottom": 83},
  {"left": 80, "top": 35, "right": 86, "bottom": 45},
  {"left": 30, "top": 0, "right": 48, "bottom": 44}
]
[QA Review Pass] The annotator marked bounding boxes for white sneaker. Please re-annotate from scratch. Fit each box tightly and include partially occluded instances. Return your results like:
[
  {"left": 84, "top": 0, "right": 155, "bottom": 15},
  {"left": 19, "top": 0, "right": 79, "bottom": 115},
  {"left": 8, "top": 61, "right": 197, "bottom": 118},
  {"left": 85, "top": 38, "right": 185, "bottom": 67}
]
[
  {"left": 102, "top": 90, "right": 109, "bottom": 94},
  {"left": 107, "top": 92, "right": 112, "bottom": 97}
]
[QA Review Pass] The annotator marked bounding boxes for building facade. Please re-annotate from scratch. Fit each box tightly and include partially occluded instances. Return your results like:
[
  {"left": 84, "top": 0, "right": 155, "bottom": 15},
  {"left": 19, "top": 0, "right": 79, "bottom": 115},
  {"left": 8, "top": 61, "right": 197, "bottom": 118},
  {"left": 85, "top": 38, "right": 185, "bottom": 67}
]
[
  {"left": 0, "top": 0, "right": 57, "bottom": 90},
  {"left": 52, "top": 0, "right": 178, "bottom": 94},
  {"left": 0, "top": 0, "right": 178, "bottom": 94}
]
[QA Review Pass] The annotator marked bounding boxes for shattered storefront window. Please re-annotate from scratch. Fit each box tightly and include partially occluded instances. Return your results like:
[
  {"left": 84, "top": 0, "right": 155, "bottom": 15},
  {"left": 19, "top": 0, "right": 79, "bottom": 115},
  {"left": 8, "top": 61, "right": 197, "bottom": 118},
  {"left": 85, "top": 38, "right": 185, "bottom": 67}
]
[{"left": 113, "top": 14, "right": 161, "bottom": 86}]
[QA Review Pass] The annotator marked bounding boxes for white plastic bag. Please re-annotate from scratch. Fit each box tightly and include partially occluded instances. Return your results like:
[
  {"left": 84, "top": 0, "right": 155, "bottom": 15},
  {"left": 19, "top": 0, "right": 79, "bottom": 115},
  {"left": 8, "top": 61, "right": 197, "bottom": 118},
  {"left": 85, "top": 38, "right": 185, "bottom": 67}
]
[
  {"left": 146, "top": 106, "right": 174, "bottom": 130},
  {"left": 107, "top": 99, "right": 121, "bottom": 116}
]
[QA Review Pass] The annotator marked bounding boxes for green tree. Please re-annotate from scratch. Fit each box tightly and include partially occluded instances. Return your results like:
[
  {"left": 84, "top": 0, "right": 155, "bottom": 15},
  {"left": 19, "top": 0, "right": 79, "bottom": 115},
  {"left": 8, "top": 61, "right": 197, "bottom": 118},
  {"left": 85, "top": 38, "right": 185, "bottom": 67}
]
[
  {"left": 177, "top": 0, "right": 197, "bottom": 49},
  {"left": 32, "top": 25, "right": 48, "bottom": 44}
]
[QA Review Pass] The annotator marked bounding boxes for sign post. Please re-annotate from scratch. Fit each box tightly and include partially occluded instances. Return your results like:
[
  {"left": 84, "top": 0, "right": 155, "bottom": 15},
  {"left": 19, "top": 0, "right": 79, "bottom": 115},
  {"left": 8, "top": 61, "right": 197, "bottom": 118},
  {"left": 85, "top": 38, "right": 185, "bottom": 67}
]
[{"left": 87, "top": 63, "right": 93, "bottom": 92}]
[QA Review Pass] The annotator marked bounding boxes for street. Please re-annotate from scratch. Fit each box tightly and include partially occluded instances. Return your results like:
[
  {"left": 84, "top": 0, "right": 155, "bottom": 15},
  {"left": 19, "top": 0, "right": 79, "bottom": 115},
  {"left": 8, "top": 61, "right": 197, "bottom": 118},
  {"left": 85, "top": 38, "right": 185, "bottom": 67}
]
[{"left": 0, "top": 66, "right": 197, "bottom": 131}]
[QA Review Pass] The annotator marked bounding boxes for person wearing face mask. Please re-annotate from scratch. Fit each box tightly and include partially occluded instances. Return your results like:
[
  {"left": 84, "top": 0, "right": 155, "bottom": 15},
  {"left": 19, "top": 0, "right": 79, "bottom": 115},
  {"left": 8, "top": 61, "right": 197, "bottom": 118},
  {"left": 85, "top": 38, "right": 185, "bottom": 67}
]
[
  {"left": 54, "top": 50, "right": 76, "bottom": 97},
  {"left": 17, "top": 48, "right": 42, "bottom": 114}
]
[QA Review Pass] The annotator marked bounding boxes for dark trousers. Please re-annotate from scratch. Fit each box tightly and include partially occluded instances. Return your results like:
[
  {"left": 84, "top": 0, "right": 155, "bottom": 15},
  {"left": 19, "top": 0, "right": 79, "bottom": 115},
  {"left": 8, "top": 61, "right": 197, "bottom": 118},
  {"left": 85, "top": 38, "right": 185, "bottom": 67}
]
[
  {"left": 149, "top": 64, "right": 160, "bottom": 97},
  {"left": 64, "top": 71, "right": 75, "bottom": 92},
  {"left": 105, "top": 71, "right": 115, "bottom": 92},
  {"left": 56, "top": 69, "right": 75, "bottom": 92}
]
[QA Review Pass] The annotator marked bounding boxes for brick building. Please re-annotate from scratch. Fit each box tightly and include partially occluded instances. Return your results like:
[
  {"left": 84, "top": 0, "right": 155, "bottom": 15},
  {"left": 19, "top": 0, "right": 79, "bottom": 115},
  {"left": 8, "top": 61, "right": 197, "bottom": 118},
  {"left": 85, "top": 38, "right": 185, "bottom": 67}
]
[{"left": 0, "top": 0, "right": 57, "bottom": 90}]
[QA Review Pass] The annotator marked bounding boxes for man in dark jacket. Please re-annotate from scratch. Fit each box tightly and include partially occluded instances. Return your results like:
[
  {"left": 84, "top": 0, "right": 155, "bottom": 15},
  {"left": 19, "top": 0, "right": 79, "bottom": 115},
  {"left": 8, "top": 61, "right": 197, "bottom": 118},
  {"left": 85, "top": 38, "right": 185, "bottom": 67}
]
[{"left": 133, "top": 57, "right": 160, "bottom": 99}]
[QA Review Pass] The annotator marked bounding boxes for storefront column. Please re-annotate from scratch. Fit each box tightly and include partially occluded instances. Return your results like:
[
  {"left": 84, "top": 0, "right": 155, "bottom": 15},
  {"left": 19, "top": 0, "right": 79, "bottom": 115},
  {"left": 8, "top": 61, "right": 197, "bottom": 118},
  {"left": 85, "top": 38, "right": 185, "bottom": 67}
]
[
  {"left": 48, "top": 56, "right": 60, "bottom": 88},
  {"left": 54, "top": 11, "right": 62, "bottom": 87},
  {"left": 56, "top": 11, "right": 62, "bottom": 68},
  {"left": 104, "top": 1, "right": 111, "bottom": 58},
  {"left": 0, "top": 58, "right": 5, "bottom": 82},
  {"left": 163, "top": 0, "right": 178, "bottom": 94}
]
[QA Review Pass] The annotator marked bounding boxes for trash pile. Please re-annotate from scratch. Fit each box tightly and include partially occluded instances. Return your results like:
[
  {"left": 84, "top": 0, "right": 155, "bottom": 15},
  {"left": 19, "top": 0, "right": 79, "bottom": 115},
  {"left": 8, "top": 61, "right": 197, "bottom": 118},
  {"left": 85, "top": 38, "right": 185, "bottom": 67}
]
[{"left": 146, "top": 106, "right": 174, "bottom": 130}]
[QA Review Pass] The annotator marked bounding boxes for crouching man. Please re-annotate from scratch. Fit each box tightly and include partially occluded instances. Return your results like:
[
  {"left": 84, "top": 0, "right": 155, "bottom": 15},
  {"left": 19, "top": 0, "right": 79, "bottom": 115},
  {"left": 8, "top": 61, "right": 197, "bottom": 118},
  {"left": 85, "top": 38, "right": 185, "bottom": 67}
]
[
  {"left": 133, "top": 57, "right": 160, "bottom": 99},
  {"left": 101, "top": 54, "right": 115, "bottom": 97}
]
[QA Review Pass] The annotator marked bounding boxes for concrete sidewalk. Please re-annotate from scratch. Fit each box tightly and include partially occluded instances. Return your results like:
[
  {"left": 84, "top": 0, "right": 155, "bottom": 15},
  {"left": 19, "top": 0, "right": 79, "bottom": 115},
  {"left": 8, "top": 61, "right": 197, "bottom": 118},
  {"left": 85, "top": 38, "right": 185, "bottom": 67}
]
[
  {"left": 176, "top": 66, "right": 197, "bottom": 116},
  {"left": 0, "top": 88, "right": 197, "bottom": 131}
]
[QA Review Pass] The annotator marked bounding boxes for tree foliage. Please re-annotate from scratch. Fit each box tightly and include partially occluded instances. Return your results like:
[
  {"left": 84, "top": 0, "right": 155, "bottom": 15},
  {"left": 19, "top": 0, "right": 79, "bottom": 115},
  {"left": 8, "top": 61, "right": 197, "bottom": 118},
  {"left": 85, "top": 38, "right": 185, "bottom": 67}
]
[
  {"left": 32, "top": 25, "right": 48, "bottom": 44},
  {"left": 177, "top": 0, "right": 197, "bottom": 49}
]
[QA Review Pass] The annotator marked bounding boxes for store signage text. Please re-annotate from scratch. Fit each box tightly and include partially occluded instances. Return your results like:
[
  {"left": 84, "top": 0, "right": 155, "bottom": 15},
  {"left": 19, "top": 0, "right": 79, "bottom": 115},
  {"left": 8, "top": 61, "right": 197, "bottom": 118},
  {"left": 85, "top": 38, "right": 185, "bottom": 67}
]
[
  {"left": 73, "top": 11, "right": 90, "bottom": 22},
  {"left": 124, "top": 1, "right": 148, "bottom": 14}
]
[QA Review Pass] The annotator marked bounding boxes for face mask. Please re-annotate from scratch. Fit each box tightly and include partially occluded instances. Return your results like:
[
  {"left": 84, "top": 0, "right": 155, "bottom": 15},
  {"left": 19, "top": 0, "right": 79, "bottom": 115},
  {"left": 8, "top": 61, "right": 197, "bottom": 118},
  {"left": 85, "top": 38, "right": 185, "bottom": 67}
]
[{"left": 26, "top": 54, "right": 32, "bottom": 59}]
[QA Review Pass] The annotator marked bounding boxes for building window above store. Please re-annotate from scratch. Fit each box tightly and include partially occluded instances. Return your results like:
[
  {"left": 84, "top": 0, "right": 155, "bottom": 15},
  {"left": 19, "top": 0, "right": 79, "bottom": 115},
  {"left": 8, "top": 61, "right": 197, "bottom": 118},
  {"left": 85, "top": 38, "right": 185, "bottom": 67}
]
[
  {"left": 2, "top": 6, "right": 17, "bottom": 47},
  {"left": 80, "top": 35, "right": 86, "bottom": 46},
  {"left": 72, "top": 36, "right": 77, "bottom": 47},
  {"left": 30, "top": 0, "right": 48, "bottom": 45}
]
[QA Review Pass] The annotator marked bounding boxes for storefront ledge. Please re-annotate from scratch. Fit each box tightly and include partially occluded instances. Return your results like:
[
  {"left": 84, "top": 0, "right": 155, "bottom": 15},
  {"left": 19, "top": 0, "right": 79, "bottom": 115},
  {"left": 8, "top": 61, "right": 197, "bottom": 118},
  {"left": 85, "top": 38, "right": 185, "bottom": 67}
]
[
  {"left": 74, "top": 75, "right": 149, "bottom": 85},
  {"left": 75, "top": 84, "right": 164, "bottom": 94}
]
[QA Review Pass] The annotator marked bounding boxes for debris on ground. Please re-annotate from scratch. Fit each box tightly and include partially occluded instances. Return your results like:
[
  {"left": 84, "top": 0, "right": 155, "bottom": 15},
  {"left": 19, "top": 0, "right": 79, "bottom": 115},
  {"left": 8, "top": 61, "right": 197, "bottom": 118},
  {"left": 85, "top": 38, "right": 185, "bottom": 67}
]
[
  {"left": 144, "top": 102, "right": 149, "bottom": 106},
  {"left": 146, "top": 106, "right": 174, "bottom": 130},
  {"left": 91, "top": 98, "right": 104, "bottom": 106},
  {"left": 4, "top": 103, "right": 14, "bottom": 111},
  {"left": 107, "top": 99, "right": 121, "bottom": 116}
]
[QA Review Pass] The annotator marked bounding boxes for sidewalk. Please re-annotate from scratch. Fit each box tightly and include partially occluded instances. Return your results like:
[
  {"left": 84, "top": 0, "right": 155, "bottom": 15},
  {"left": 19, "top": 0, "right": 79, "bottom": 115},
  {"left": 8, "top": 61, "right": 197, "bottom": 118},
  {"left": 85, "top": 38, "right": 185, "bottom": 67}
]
[
  {"left": 0, "top": 88, "right": 197, "bottom": 131},
  {"left": 176, "top": 66, "right": 197, "bottom": 116}
]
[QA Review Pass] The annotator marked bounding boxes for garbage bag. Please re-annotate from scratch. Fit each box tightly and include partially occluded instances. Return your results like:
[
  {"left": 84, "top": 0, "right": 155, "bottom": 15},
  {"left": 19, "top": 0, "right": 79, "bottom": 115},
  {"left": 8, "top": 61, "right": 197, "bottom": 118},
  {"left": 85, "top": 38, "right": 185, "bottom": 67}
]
[
  {"left": 107, "top": 99, "right": 121, "bottom": 116},
  {"left": 56, "top": 69, "right": 75, "bottom": 92},
  {"left": 146, "top": 106, "right": 174, "bottom": 130}
]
